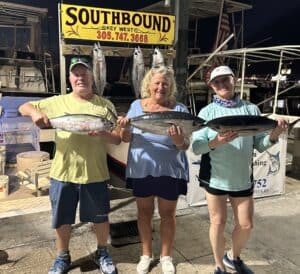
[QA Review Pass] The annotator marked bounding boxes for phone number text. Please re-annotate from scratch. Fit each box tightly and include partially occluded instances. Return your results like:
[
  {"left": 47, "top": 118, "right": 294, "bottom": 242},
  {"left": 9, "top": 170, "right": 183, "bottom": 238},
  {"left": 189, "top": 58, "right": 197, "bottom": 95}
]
[{"left": 97, "top": 31, "right": 148, "bottom": 43}]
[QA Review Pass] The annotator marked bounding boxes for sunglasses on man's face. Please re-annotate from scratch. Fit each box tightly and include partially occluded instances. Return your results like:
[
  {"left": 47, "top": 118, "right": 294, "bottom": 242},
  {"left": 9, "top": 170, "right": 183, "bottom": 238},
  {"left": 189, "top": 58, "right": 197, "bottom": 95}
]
[{"left": 70, "top": 56, "right": 91, "bottom": 65}]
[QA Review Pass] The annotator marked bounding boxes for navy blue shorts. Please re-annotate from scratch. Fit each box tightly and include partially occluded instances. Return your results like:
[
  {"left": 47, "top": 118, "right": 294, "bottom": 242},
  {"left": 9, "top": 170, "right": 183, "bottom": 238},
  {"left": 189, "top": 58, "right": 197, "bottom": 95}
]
[
  {"left": 204, "top": 184, "right": 254, "bottom": 197},
  {"left": 49, "top": 178, "right": 110, "bottom": 229},
  {"left": 126, "top": 176, "right": 187, "bottom": 201}
]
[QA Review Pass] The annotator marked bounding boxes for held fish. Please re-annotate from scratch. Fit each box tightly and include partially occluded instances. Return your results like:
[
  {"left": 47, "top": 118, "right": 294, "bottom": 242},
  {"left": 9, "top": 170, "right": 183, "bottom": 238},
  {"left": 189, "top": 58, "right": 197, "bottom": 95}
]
[
  {"left": 206, "top": 115, "right": 277, "bottom": 136},
  {"left": 49, "top": 113, "right": 116, "bottom": 134},
  {"left": 152, "top": 47, "right": 164, "bottom": 67},
  {"left": 132, "top": 46, "right": 145, "bottom": 98},
  {"left": 93, "top": 42, "right": 106, "bottom": 96},
  {"left": 130, "top": 111, "right": 206, "bottom": 136}
]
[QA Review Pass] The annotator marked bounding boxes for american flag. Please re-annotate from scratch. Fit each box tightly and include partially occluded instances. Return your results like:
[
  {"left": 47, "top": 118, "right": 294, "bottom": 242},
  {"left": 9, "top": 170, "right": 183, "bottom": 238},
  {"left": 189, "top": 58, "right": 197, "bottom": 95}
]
[
  {"left": 213, "top": 6, "right": 230, "bottom": 51},
  {"left": 204, "top": 2, "right": 230, "bottom": 83}
]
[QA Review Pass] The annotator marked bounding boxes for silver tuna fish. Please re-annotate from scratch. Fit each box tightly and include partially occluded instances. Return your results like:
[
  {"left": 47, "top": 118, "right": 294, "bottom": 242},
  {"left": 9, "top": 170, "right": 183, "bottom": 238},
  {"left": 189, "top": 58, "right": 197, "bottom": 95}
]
[
  {"left": 132, "top": 46, "right": 145, "bottom": 98},
  {"left": 206, "top": 115, "right": 277, "bottom": 136},
  {"left": 130, "top": 111, "right": 206, "bottom": 136},
  {"left": 50, "top": 110, "right": 117, "bottom": 134},
  {"left": 93, "top": 42, "right": 106, "bottom": 96},
  {"left": 152, "top": 47, "right": 164, "bottom": 67}
]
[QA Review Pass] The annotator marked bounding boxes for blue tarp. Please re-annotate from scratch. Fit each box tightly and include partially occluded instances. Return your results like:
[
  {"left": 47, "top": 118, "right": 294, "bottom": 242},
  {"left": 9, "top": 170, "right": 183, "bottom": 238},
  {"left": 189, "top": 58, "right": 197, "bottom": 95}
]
[{"left": 0, "top": 96, "right": 42, "bottom": 118}]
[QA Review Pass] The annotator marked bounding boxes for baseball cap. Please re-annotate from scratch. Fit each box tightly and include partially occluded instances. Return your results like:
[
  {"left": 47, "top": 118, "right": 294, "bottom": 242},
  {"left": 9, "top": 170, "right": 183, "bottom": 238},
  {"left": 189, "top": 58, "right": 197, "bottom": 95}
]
[
  {"left": 208, "top": 65, "right": 234, "bottom": 83},
  {"left": 69, "top": 56, "right": 91, "bottom": 72}
]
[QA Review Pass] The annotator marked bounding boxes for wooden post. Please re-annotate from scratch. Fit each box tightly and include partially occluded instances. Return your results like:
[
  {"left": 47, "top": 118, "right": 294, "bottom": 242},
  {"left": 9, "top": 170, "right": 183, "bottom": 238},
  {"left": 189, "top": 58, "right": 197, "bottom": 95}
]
[
  {"left": 58, "top": 3, "right": 66, "bottom": 94},
  {"left": 172, "top": 0, "right": 190, "bottom": 104},
  {"left": 292, "top": 127, "right": 300, "bottom": 175}
]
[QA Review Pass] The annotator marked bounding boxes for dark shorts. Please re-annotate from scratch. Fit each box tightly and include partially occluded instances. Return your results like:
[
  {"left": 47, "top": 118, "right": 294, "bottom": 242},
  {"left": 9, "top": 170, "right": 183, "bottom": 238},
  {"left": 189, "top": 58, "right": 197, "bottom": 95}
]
[
  {"left": 203, "top": 183, "right": 254, "bottom": 197},
  {"left": 126, "top": 175, "right": 187, "bottom": 201},
  {"left": 49, "top": 178, "right": 110, "bottom": 229}
]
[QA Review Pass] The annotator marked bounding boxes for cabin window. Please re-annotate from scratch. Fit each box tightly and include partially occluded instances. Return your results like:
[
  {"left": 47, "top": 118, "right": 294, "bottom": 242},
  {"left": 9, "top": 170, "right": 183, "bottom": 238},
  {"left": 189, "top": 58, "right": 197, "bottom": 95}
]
[
  {"left": 0, "top": 26, "right": 31, "bottom": 52},
  {"left": 0, "top": 27, "right": 14, "bottom": 49}
]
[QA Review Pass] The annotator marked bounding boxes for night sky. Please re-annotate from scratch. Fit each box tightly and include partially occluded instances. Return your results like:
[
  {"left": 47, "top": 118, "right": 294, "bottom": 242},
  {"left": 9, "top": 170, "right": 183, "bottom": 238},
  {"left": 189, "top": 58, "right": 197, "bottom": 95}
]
[
  {"left": 6, "top": 0, "right": 300, "bottom": 51},
  {"left": 3, "top": 0, "right": 299, "bottom": 109},
  {"left": 242, "top": 0, "right": 300, "bottom": 46},
  {"left": 4, "top": 0, "right": 300, "bottom": 72}
]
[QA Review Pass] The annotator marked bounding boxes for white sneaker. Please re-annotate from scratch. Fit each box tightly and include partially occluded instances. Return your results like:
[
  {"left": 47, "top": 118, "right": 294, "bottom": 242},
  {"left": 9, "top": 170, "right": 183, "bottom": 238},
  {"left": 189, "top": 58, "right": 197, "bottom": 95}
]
[
  {"left": 160, "top": 256, "right": 175, "bottom": 274},
  {"left": 136, "top": 255, "right": 153, "bottom": 274}
]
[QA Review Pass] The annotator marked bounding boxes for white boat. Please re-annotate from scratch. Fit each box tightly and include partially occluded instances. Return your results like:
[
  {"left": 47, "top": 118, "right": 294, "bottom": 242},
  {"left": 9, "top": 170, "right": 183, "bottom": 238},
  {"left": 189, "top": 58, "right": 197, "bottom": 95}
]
[
  {"left": 0, "top": 1, "right": 56, "bottom": 96},
  {"left": 187, "top": 44, "right": 300, "bottom": 119}
]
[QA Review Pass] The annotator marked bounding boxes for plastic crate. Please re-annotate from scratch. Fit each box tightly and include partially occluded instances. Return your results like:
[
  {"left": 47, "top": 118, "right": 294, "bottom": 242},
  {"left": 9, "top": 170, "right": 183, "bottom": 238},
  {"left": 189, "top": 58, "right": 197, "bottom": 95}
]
[{"left": 0, "top": 117, "right": 40, "bottom": 164}]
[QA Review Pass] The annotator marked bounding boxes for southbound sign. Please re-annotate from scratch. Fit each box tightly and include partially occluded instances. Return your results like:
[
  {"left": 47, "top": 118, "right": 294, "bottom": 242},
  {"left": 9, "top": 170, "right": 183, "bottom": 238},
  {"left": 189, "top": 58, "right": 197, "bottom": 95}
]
[{"left": 60, "top": 4, "right": 175, "bottom": 45}]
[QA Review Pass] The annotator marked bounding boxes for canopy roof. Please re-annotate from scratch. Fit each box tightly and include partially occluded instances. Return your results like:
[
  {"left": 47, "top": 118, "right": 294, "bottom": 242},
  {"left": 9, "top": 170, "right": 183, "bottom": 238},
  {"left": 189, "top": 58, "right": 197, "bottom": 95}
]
[
  {"left": 188, "top": 45, "right": 300, "bottom": 65},
  {"left": 0, "top": 1, "right": 47, "bottom": 25},
  {"left": 140, "top": 0, "right": 252, "bottom": 18}
]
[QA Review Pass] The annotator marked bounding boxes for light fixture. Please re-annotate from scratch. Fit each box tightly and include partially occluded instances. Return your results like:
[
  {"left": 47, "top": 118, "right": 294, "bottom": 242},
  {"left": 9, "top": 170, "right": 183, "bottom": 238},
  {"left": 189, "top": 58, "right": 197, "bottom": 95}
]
[
  {"left": 281, "top": 63, "right": 292, "bottom": 75},
  {"left": 281, "top": 67, "right": 291, "bottom": 75},
  {"left": 164, "top": 0, "right": 171, "bottom": 7}
]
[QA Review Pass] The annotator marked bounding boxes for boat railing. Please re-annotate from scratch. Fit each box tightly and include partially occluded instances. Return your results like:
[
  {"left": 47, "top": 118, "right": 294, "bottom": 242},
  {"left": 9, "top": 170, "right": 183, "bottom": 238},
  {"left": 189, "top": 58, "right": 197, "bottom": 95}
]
[{"left": 0, "top": 52, "right": 56, "bottom": 94}]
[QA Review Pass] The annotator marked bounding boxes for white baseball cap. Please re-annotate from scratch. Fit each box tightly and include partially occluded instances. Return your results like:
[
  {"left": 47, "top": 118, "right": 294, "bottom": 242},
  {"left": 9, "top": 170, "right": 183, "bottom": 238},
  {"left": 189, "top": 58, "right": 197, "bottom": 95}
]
[{"left": 208, "top": 65, "right": 235, "bottom": 83}]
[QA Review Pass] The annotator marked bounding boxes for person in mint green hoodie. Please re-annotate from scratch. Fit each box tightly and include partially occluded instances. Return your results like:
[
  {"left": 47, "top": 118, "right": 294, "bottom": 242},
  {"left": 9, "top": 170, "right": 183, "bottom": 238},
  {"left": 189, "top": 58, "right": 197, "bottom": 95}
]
[
  {"left": 192, "top": 66, "right": 287, "bottom": 274},
  {"left": 19, "top": 57, "right": 120, "bottom": 274}
]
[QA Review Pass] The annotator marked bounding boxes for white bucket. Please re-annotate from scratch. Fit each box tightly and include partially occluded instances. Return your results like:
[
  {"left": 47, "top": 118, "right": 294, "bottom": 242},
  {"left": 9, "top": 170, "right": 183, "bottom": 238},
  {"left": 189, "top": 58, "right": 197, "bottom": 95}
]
[
  {"left": 16, "top": 151, "right": 50, "bottom": 173},
  {"left": 0, "top": 175, "right": 9, "bottom": 199}
]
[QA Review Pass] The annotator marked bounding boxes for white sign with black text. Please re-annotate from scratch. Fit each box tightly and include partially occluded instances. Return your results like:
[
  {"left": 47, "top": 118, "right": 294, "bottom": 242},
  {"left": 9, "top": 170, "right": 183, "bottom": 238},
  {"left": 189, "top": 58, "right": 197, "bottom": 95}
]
[{"left": 186, "top": 133, "right": 287, "bottom": 206}]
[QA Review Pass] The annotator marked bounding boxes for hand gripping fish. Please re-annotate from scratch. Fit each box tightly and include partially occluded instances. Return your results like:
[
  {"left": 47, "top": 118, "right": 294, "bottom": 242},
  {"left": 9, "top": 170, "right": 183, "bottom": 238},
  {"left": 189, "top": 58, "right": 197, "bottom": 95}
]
[
  {"left": 49, "top": 108, "right": 117, "bottom": 134},
  {"left": 129, "top": 111, "right": 206, "bottom": 136},
  {"left": 132, "top": 46, "right": 145, "bottom": 98},
  {"left": 93, "top": 42, "right": 106, "bottom": 96},
  {"left": 206, "top": 115, "right": 278, "bottom": 136}
]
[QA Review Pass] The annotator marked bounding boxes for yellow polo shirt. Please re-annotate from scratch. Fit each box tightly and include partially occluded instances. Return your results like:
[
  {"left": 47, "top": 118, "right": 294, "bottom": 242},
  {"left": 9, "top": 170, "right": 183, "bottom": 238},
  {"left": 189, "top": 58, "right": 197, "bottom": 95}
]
[{"left": 30, "top": 93, "right": 117, "bottom": 183}]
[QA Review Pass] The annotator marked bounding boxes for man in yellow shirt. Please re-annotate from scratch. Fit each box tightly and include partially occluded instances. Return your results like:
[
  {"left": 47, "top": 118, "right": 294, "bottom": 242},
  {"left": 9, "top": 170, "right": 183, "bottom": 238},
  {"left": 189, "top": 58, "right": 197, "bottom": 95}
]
[{"left": 19, "top": 57, "right": 121, "bottom": 274}]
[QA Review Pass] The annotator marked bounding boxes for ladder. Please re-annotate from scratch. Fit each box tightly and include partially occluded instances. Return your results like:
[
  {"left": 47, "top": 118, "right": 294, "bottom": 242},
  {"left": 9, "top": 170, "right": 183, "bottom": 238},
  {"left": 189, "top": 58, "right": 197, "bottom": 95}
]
[{"left": 43, "top": 52, "right": 56, "bottom": 93}]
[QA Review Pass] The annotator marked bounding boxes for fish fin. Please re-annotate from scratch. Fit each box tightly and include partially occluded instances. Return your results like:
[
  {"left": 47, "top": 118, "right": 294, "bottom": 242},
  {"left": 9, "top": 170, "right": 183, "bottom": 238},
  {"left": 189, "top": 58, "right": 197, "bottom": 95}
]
[
  {"left": 166, "top": 122, "right": 176, "bottom": 127},
  {"left": 62, "top": 112, "right": 70, "bottom": 116}
]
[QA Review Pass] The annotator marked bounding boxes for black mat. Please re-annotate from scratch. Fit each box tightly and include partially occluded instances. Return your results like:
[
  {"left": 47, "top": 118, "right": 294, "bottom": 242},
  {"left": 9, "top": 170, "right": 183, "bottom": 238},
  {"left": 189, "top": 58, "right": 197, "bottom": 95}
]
[{"left": 110, "top": 220, "right": 140, "bottom": 247}]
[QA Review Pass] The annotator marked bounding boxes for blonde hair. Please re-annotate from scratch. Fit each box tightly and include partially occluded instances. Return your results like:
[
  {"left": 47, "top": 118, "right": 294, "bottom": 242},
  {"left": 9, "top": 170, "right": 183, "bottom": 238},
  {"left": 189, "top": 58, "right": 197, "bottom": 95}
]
[{"left": 140, "top": 65, "right": 177, "bottom": 105}]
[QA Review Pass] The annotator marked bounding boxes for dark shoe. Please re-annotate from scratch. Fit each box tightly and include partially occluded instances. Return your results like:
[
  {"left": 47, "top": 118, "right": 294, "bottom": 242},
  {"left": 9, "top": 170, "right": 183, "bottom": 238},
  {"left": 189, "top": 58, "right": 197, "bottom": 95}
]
[
  {"left": 223, "top": 252, "right": 254, "bottom": 274},
  {"left": 214, "top": 267, "right": 230, "bottom": 274},
  {"left": 48, "top": 255, "right": 71, "bottom": 274},
  {"left": 94, "top": 247, "right": 117, "bottom": 274}
]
